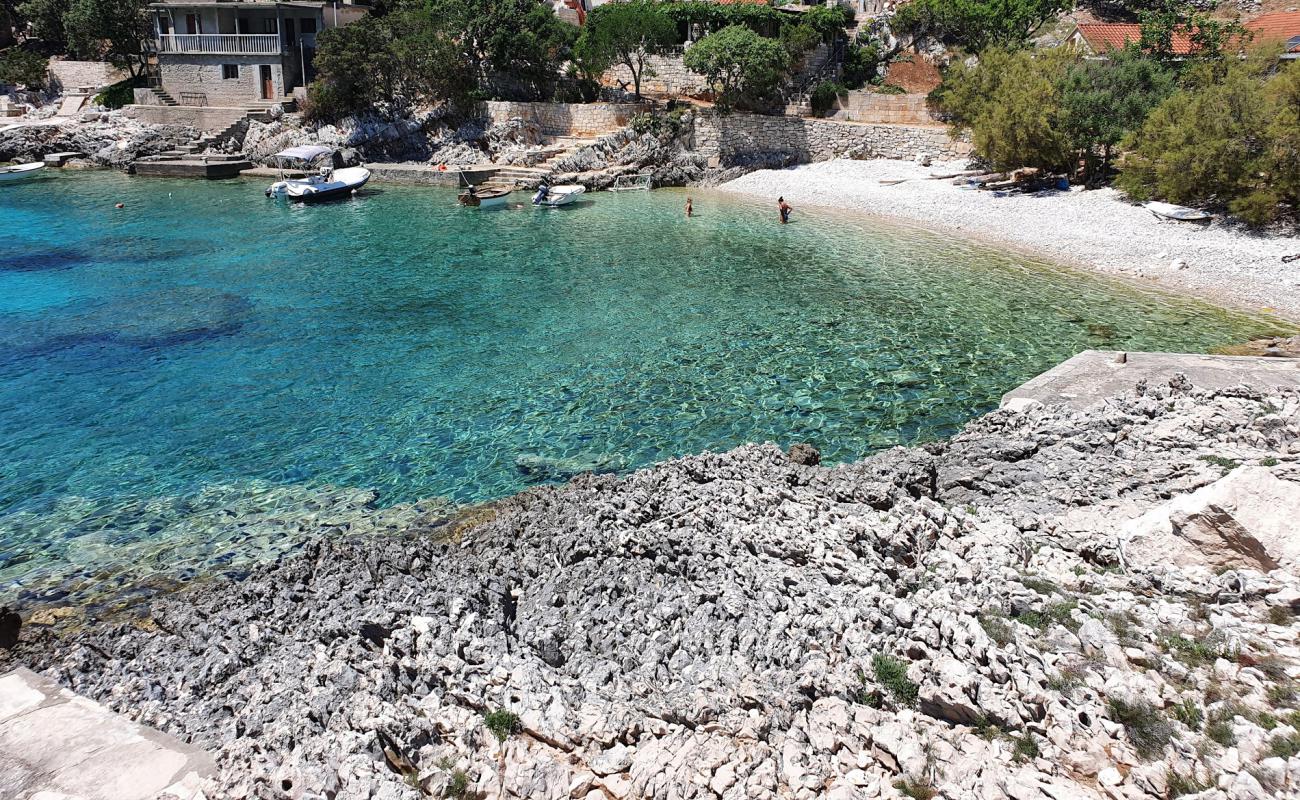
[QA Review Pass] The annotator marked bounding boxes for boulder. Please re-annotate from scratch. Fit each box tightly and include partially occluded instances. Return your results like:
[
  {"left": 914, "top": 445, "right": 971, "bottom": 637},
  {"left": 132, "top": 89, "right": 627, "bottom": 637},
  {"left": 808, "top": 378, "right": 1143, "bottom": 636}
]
[{"left": 1123, "top": 468, "right": 1300, "bottom": 572}]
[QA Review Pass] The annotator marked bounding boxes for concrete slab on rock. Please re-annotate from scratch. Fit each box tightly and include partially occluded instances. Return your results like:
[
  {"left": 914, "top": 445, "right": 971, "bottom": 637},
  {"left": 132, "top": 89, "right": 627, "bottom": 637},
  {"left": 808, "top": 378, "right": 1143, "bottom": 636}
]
[
  {"left": 1003, "top": 349, "right": 1300, "bottom": 410},
  {"left": 0, "top": 667, "right": 213, "bottom": 800}
]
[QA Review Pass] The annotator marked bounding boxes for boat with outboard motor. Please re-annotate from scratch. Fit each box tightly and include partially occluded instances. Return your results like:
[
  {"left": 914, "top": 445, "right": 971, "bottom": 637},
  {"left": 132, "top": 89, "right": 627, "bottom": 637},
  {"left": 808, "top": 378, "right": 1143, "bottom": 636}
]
[
  {"left": 265, "top": 146, "right": 371, "bottom": 204},
  {"left": 532, "top": 182, "right": 586, "bottom": 207},
  {"left": 0, "top": 162, "right": 46, "bottom": 184}
]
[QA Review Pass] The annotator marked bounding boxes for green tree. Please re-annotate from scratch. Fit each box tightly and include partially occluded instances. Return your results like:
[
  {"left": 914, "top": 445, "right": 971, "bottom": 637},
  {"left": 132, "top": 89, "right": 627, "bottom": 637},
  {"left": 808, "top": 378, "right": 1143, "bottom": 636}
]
[
  {"left": 891, "top": 0, "right": 1072, "bottom": 53},
  {"left": 683, "top": 24, "right": 788, "bottom": 111},
  {"left": 573, "top": 0, "right": 676, "bottom": 101},
  {"left": 429, "top": 0, "right": 575, "bottom": 101},
  {"left": 933, "top": 47, "right": 1074, "bottom": 172},
  {"left": 62, "top": 0, "right": 149, "bottom": 72},
  {"left": 13, "top": 0, "right": 68, "bottom": 50},
  {"left": 1118, "top": 56, "right": 1298, "bottom": 225},
  {"left": 1057, "top": 46, "right": 1175, "bottom": 183},
  {"left": 0, "top": 45, "right": 47, "bottom": 87},
  {"left": 1138, "top": 0, "right": 1249, "bottom": 63}
]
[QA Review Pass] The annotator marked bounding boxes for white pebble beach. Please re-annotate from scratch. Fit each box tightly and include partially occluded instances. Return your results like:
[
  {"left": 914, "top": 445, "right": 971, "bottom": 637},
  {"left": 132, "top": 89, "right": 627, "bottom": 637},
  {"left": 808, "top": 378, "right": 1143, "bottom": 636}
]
[{"left": 720, "top": 158, "right": 1300, "bottom": 323}]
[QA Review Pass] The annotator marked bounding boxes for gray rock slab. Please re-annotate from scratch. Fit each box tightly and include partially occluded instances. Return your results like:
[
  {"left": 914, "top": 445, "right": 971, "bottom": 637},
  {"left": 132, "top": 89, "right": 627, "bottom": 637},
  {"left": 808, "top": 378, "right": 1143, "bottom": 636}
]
[
  {"left": 0, "top": 667, "right": 213, "bottom": 800},
  {"left": 1002, "top": 349, "right": 1300, "bottom": 410}
]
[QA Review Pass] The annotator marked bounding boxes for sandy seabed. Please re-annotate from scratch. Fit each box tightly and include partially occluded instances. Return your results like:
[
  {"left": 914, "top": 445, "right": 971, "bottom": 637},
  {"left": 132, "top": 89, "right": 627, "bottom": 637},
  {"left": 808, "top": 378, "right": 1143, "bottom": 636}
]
[{"left": 721, "top": 158, "right": 1300, "bottom": 324}]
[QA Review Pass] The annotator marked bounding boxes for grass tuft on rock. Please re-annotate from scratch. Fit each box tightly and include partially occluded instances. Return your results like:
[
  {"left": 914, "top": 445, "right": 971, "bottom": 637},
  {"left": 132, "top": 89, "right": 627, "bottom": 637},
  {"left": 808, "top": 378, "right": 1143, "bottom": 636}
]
[
  {"left": 979, "top": 612, "right": 1014, "bottom": 647},
  {"left": 1271, "top": 731, "right": 1300, "bottom": 759},
  {"left": 892, "top": 778, "right": 936, "bottom": 800},
  {"left": 483, "top": 709, "right": 521, "bottom": 743},
  {"left": 1165, "top": 769, "right": 1210, "bottom": 799},
  {"left": 872, "top": 654, "right": 919, "bottom": 708},
  {"left": 444, "top": 768, "right": 471, "bottom": 799},
  {"left": 1170, "top": 698, "right": 1203, "bottom": 731},
  {"left": 1106, "top": 697, "right": 1173, "bottom": 760}
]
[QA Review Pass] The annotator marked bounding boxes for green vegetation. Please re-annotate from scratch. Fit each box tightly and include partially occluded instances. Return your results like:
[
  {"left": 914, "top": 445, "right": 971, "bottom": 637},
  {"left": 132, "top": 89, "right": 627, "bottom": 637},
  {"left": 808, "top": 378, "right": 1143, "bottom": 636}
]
[
  {"left": 979, "top": 611, "right": 1014, "bottom": 646},
  {"left": 892, "top": 778, "right": 937, "bottom": 800},
  {"left": 483, "top": 708, "right": 521, "bottom": 742},
  {"left": 1106, "top": 697, "right": 1173, "bottom": 759},
  {"left": 574, "top": 0, "right": 676, "bottom": 101},
  {"left": 308, "top": 0, "right": 575, "bottom": 120},
  {"left": 1046, "top": 662, "right": 1088, "bottom": 694},
  {"left": 809, "top": 80, "right": 845, "bottom": 117},
  {"left": 444, "top": 768, "right": 471, "bottom": 799},
  {"left": 1272, "top": 731, "right": 1300, "bottom": 759},
  {"left": 0, "top": 46, "right": 47, "bottom": 89},
  {"left": 1205, "top": 706, "right": 1238, "bottom": 746},
  {"left": 683, "top": 25, "right": 788, "bottom": 111},
  {"left": 1015, "top": 599, "right": 1080, "bottom": 632},
  {"left": 892, "top": 0, "right": 1072, "bottom": 53},
  {"left": 1011, "top": 732, "right": 1039, "bottom": 762},
  {"left": 14, "top": 0, "right": 149, "bottom": 74},
  {"left": 1119, "top": 56, "right": 1300, "bottom": 226},
  {"left": 872, "top": 653, "right": 919, "bottom": 708},
  {"left": 1165, "top": 769, "right": 1211, "bottom": 798},
  {"left": 1170, "top": 698, "right": 1203, "bottom": 730},
  {"left": 1196, "top": 454, "right": 1241, "bottom": 474},
  {"left": 1163, "top": 632, "right": 1233, "bottom": 667},
  {"left": 93, "top": 76, "right": 143, "bottom": 109}
]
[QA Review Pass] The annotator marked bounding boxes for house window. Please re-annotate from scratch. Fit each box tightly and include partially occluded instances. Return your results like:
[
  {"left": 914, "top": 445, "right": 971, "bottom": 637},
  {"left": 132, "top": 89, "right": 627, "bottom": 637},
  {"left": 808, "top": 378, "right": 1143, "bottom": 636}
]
[
  {"left": 222, "top": 64, "right": 239, "bottom": 79},
  {"left": 262, "top": 18, "right": 278, "bottom": 34},
  {"left": 300, "top": 18, "right": 317, "bottom": 33}
]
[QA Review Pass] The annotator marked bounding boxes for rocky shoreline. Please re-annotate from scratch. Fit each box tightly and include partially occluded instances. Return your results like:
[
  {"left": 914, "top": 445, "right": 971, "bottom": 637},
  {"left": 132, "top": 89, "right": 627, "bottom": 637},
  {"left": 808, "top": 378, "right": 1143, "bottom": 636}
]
[{"left": 5, "top": 377, "right": 1300, "bottom": 800}]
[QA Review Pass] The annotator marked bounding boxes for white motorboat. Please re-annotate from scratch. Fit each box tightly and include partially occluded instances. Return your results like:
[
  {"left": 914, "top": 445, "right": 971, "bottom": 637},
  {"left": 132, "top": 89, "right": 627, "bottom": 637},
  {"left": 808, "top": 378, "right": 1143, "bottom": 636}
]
[
  {"left": 532, "top": 183, "right": 586, "bottom": 207},
  {"left": 1144, "top": 201, "right": 1211, "bottom": 222},
  {"left": 0, "top": 162, "right": 46, "bottom": 183},
  {"left": 266, "top": 146, "right": 371, "bottom": 204}
]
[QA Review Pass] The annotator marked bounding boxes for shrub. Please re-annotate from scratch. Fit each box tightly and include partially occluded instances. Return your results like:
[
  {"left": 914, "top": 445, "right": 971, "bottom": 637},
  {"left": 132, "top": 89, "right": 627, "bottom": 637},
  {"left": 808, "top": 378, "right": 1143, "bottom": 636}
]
[
  {"left": 1166, "top": 769, "right": 1211, "bottom": 798},
  {"left": 1163, "top": 632, "right": 1231, "bottom": 666},
  {"left": 683, "top": 25, "right": 789, "bottom": 111},
  {"left": 1271, "top": 731, "right": 1300, "bottom": 759},
  {"left": 483, "top": 709, "right": 520, "bottom": 742},
  {"left": 841, "top": 42, "right": 879, "bottom": 89},
  {"left": 1118, "top": 56, "right": 1300, "bottom": 226},
  {"left": 574, "top": 0, "right": 676, "bottom": 101},
  {"left": 0, "top": 47, "right": 49, "bottom": 90},
  {"left": 1011, "top": 733, "right": 1039, "bottom": 762},
  {"left": 1107, "top": 697, "right": 1173, "bottom": 759},
  {"left": 979, "top": 611, "right": 1014, "bottom": 646},
  {"left": 890, "top": 0, "right": 1072, "bottom": 53},
  {"left": 872, "top": 654, "right": 919, "bottom": 707},
  {"left": 893, "top": 779, "right": 937, "bottom": 800},
  {"left": 444, "top": 768, "right": 471, "bottom": 799},
  {"left": 1171, "top": 698, "right": 1203, "bottom": 730},
  {"left": 809, "top": 80, "right": 845, "bottom": 117},
  {"left": 93, "top": 76, "right": 142, "bottom": 109},
  {"left": 779, "top": 23, "right": 821, "bottom": 59},
  {"left": 1205, "top": 706, "right": 1237, "bottom": 747}
]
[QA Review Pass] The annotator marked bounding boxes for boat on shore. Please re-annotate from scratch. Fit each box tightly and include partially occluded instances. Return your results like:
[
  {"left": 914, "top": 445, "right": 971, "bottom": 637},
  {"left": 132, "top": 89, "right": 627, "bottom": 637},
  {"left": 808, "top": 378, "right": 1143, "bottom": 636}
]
[
  {"left": 532, "top": 183, "right": 586, "bottom": 207},
  {"left": 265, "top": 146, "right": 371, "bottom": 204},
  {"left": 0, "top": 162, "right": 46, "bottom": 184},
  {"left": 1144, "top": 201, "right": 1212, "bottom": 222}
]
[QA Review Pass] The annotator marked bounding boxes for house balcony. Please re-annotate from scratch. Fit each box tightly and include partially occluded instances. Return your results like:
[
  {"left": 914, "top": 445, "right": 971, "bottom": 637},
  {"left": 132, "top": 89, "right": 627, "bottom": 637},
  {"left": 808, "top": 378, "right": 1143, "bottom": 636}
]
[{"left": 157, "top": 33, "right": 281, "bottom": 55}]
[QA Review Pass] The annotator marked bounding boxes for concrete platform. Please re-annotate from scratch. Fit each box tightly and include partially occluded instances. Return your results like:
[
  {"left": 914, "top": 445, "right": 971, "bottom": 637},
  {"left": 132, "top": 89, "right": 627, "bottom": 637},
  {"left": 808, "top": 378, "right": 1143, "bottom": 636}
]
[
  {"left": 1003, "top": 350, "right": 1300, "bottom": 410},
  {"left": 0, "top": 668, "right": 213, "bottom": 800},
  {"left": 44, "top": 152, "right": 85, "bottom": 167},
  {"left": 367, "top": 162, "right": 499, "bottom": 186},
  {"left": 131, "top": 159, "right": 252, "bottom": 179}
]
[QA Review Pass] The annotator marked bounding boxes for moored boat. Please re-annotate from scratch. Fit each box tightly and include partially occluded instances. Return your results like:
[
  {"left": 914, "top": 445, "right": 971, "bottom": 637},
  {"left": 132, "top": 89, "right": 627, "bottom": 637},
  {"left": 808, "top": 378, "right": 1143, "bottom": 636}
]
[
  {"left": 532, "top": 183, "right": 586, "bottom": 207},
  {"left": 458, "top": 185, "right": 512, "bottom": 207},
  {"left": 0, "top": 162, "right": 46, "bottom": 184},
  {"left": 266, "top": 146, "right": 371, "bottom": 204}
]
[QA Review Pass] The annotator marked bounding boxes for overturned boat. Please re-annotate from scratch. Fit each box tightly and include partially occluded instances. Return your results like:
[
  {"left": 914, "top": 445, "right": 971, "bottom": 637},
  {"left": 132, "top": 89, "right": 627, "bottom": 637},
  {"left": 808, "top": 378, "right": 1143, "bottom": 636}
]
[
  {"left": 1144, "top": 201, "right": 1211, "bottom": 222},
  {"left": 266, "top": 146, "right": 371, "bottom": 204}
]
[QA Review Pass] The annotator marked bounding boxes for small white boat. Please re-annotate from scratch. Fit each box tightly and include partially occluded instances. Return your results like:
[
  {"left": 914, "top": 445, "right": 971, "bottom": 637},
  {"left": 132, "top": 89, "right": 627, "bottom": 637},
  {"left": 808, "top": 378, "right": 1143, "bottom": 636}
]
[
  {"left": 266, "top": 146, "right": 371, "bottom": 204},
  {"left": 1144, "top": 201, "right": 1211, "bottom": 222},
  {"left": 458, "top": 185, "right": 512, "bottom": 207},
  {"left": 0, "top": 162, "right": 46, "bottom": 183},
  {"left": 532, "top": 184, "right": 586, "bottom": 207}
]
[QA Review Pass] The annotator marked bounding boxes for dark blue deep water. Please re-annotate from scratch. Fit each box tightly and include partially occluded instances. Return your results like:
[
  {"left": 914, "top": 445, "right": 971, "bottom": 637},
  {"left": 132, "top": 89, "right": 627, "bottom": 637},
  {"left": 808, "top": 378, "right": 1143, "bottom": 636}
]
[{"left": 0, "top": 171, "right": 1286, "bottom": 600}]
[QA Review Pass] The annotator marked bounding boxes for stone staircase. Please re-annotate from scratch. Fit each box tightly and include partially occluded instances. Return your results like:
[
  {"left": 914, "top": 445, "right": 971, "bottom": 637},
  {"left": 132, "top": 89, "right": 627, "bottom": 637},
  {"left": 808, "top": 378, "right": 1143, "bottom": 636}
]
[
  {"left": 481, "top": 136, "right": 598, "bottom": 189},
  {"left": 150, "top": 87, "right": 180, "bottom": 107}
]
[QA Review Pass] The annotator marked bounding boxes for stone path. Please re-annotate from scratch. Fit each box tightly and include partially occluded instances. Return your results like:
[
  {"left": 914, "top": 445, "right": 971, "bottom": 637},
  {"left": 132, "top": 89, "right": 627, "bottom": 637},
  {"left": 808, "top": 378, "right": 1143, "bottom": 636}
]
[
  {"left": 0, "top": 667, "right": 212, "bottom": 800},
  {"left": 1003, "top": 349, "right": 1300, "bottom": 409}
]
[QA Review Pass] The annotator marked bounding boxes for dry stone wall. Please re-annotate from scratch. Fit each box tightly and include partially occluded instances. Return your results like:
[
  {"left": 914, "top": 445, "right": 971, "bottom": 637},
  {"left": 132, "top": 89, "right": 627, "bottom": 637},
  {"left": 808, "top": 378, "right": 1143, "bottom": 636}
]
[
  {"left": 694, "top": 110, "right": 968, "bottom": 165},
  {"left": 481, "top": 101, "right": 649, "bottom": 137},
  {"left": 602, "top": 51, "right": 710, "bottom": 98},
  {"left": 828, "top": 92, "right": 938, "bottom": 126},
  {"left": 47, "top": 60, "right": 126, "bottom": 93}
]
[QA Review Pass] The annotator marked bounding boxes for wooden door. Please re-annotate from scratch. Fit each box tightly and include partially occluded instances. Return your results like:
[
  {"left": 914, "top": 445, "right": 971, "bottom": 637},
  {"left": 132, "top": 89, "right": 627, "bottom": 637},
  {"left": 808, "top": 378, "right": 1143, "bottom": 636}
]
[
  {"left": 260, "top": 65, "right": 273, "bottom": 99},
  {"left": 185, "top": 13, "right": 198, "bottom": 34}
]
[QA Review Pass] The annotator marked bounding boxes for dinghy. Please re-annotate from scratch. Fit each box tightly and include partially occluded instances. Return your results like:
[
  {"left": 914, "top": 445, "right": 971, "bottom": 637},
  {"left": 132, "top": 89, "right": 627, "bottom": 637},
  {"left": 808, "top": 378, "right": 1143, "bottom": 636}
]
[
  {"left": 1144, "top": 201, "right": 1211, "bottom": 222},
  {"left": 532, "top": 183, "right": 586, "bottom": 207},
  {"left": 266, "top": 146, "right": 371, "bottom": 204},
  {"left": 0, "top": 162, "right": 46, "bottom": 183},
  {"left": 458, "top": 185, "right": 512, "bottom": 207}
]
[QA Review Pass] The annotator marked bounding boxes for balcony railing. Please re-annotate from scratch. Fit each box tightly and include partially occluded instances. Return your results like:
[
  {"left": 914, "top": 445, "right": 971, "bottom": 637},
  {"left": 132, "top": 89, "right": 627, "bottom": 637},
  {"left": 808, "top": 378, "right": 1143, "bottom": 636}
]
[{"left": 157, "top": 33, "right": 281, "bottom": 55}]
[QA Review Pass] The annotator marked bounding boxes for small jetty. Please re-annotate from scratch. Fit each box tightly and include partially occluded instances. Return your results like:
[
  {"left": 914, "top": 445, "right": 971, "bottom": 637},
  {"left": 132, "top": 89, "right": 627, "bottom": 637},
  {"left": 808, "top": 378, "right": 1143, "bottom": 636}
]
[{"left": 131, "top": 153, "right": 253, "bottom": 179}]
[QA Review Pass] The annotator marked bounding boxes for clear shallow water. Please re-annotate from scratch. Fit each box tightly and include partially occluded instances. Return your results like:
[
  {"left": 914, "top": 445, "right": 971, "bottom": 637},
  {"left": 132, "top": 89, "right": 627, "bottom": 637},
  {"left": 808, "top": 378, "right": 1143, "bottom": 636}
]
[{"left": 0, "top": 171, "right": 1288, "bottom": 601}]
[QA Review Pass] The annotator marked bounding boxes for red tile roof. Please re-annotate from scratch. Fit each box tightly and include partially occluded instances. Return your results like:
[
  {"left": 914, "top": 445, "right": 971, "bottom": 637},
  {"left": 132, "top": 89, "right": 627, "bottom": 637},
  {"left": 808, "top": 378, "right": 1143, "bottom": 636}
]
[
  {"left": 1073, "top": 23, "right": 1199, "bottom": 56},
  {"left": 1244, "top": 11, "right": 1300, "bottom": 52}
]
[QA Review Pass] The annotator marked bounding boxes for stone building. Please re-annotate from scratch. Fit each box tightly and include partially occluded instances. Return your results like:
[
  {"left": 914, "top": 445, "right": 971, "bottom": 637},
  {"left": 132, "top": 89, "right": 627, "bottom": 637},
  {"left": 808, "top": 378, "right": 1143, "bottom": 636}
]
[{"left": 144, "top": 0, "right": 368, "bottom": 107}]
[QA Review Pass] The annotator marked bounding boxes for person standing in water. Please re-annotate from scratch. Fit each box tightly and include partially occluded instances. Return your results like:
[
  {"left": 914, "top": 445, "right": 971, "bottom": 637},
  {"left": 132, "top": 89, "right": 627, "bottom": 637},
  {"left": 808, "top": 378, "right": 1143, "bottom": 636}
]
[
  {"left": 686, "top": 197, "right": 693, "bottom": 217},
  {"left": 778, "top": 196, "right": 792, "bottom": 224}
]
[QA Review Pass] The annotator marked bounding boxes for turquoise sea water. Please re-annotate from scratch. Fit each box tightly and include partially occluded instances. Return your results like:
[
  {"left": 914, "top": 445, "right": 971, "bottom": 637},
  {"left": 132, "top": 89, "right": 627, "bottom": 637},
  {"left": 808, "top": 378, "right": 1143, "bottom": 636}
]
[{"left": 0, "top": 171, "right": 1287, "bottom": 601}]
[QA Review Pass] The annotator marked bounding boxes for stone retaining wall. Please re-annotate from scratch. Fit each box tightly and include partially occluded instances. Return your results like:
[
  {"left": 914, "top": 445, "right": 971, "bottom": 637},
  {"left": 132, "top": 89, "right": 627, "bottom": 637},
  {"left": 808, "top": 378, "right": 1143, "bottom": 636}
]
[
  {"left": 602, "top": 52, "right": 710, "bottom": 98},
  {"left": 123, "top": 104, "right": 252, "bottom": 133},
  {"left": 481, "top": 101, "right": 649, "bottom": 137},
  {"left": 827, "top": 93, "right": 938, "bottom": 126},
  {"left": 694, "top": 111, "right": 968, "bottom": 165},
  {"left": 47, "top": 60, "right": 126, "bottom": 93}
]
